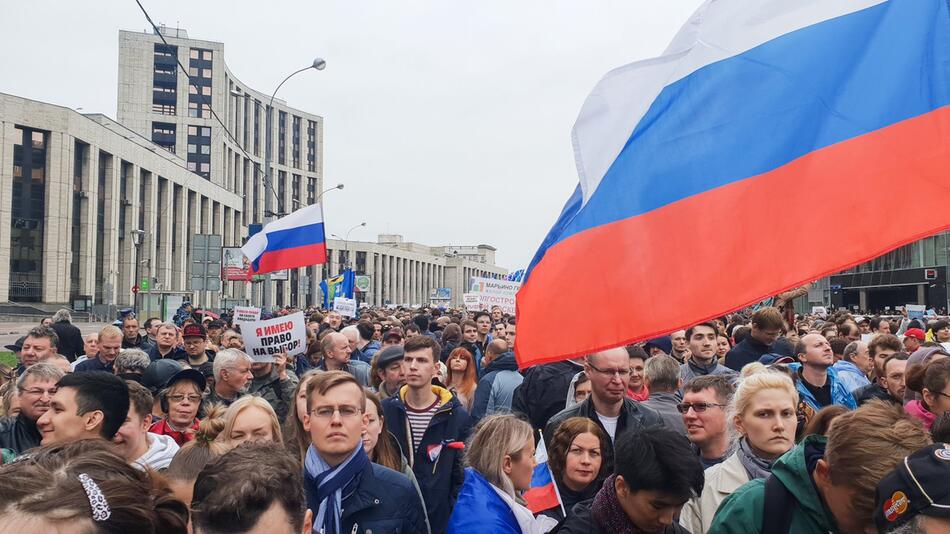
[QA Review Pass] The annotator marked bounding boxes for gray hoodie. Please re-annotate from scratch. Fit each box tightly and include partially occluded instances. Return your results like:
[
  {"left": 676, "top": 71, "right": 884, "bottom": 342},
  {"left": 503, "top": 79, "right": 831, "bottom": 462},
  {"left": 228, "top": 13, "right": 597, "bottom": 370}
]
[{"left": 134, "top": 432, "right": 180, "bottom": 471}]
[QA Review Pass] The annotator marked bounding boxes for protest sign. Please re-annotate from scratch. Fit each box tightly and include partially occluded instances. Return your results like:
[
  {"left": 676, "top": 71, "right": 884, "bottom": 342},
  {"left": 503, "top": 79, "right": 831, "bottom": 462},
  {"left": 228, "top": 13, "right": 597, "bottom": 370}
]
[
  {"left": 241, "top": 311, "right": 306, "bottom": 361},
  {"left": 463, "top": 293, "right": 481, "bottom": 311},
  {"left": 222, "top": 248, "right": 251, "bottom": 281},
  {"left": 469, "top": 276, "right": 520, "bottom": 315},
  {"left": 333, "top": 297, "right": 357, "bottom": 318},
  {"left": 233, "top": 306, "right": 261, "bottom": 324},
  {"left": 811, "top": 306, "right": 827, "bottom": 318},
  {"left": 907, "top": 304, "right": 926, "bottom": 320}
]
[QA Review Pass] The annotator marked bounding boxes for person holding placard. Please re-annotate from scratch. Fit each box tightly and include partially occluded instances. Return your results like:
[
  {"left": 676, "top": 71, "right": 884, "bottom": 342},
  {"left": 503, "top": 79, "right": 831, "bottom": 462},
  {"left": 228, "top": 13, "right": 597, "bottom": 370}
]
[{"left": 249, "top": 351, "right": 299, "bottom": 422}]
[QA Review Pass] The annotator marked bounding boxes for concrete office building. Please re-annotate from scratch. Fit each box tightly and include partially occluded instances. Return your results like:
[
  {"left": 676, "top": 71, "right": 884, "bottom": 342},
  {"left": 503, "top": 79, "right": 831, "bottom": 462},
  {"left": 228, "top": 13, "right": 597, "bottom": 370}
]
[
  {"left": 0, "top": 92, "right": 243, "bottom": 310},
  {"left": 117, "top": 26, "right": 325, "bottom": 307},
  {"left": 324, "top": 235, "right": 507, "bottom": 308}
]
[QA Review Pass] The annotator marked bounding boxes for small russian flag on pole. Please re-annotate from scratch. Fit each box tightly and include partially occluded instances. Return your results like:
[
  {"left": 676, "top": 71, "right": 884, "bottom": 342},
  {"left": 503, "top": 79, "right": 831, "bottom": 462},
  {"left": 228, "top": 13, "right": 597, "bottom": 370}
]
[
  {"left": 241, "top": 203, "right": 328, "bottom": 275},
  {"left": 523, "top": 431, "right": 563, "bottom": 515}
]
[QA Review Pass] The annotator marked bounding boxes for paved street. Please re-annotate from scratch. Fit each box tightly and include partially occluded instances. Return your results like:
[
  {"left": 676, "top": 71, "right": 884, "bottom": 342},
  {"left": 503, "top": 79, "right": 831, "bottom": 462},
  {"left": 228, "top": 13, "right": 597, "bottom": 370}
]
[{"left": 0, "top": 321, "right": 111, "bottom": 349}]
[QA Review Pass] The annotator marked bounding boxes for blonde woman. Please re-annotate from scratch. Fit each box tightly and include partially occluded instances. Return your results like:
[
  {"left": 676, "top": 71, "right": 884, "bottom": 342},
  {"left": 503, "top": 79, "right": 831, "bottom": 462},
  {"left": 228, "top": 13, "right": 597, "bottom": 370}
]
[
  {"left": 446, "top": 415, "right": 558, "bottom": 534},
  {"left": 217, "top": 396, "right": 283, "bottom": 446},
  {"left": 680, "top": 369, "right": 799, "bottom": 534}
]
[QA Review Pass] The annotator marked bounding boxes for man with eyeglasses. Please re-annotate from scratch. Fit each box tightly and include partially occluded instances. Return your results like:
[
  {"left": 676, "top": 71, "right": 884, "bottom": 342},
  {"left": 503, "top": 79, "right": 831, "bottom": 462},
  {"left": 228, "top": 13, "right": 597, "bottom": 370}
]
[
  {"left": 680, "top": 323, "right": 738, "bottom": 384},
  {"left": 305, "top": 370, "right": 427, "bottom": 534},
  {"left": 544, "top": 347, "right": 664, "bottom": 475},
  {"left": 680, "top": 375, "right": 735, "bottom": 469},
  {"left": 0, "top": 363, "right": 65, "bottom": 455}
]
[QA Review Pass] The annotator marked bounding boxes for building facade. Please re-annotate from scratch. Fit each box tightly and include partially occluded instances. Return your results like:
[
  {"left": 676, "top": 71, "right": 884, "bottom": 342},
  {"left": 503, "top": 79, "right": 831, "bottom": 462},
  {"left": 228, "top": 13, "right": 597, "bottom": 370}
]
[
  {"left": 323, "top": 235, "right": 507, "bottom": 308},
  {"left": 0, "top": 92, "right": 244, "bottom": 309},
  {"left": 117, "top": 27, "right": 325, "bottom": 307}
]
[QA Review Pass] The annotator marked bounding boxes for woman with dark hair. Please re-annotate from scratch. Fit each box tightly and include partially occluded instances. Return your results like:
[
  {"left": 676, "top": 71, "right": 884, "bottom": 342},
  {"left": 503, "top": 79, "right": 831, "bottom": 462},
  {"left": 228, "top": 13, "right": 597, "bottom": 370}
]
[
  {"left": 440, "top": 323, "right": 462, "bottom": 362},
  {"left": 445, "top": 347, "right": 479, "bottom": 411},
  {"left": 539, "top": 417, "right": 608, "bottom": 522},
  {"left": 905, "top": 357, "right": 950, "bottom": 429}
]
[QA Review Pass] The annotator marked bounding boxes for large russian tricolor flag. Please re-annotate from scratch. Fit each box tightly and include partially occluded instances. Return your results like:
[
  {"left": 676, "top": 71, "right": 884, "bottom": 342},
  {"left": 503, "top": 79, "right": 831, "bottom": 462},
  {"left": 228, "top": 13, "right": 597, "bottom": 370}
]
[
  {"left": 241, "top": 203, "right": 327, "bottom": 274},
  {"left": 516, "top": 0, "right": 950, "bottom": 368}
]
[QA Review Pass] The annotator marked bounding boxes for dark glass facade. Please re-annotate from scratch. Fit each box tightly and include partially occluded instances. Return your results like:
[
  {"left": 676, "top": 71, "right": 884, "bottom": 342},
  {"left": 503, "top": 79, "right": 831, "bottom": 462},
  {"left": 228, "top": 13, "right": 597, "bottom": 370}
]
[
  {"left": 10, "top": 127, "right": 47, "bottom": 301},
  {"left": 187, "top": 125, "right": 212, "bottom": 179},
  {"left": 152, "top": 43, "right": 178, "bottom": 116}
]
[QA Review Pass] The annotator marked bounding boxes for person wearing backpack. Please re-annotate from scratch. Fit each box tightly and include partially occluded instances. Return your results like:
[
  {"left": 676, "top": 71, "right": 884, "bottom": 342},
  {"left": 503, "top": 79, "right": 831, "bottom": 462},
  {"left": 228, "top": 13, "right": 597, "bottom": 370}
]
[{"left": 709, "top": 401, "right": 931, "bottom": 533}]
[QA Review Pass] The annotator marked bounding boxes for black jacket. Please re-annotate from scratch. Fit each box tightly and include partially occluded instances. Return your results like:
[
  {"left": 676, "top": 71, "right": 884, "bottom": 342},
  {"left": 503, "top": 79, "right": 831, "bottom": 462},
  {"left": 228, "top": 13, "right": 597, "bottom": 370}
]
[
  {"left": 313, "top": 461, "right": 429, "bottom": 534},
  {"left": 853, "top": 382, "right": 898, "bottom": 406},
  {"left": 50, "top": 320, "right": 84, "bottom": 362},
  {"left": 122, "top": 333, "right": 154, "bottom": 352},
  {"left": 555, "top": 498, "right": 690, "bottom": 534},
  {"left": 544, "top": 397, "right": 664, "bottom": 475},
  {"left": 512, "top": 360, "right": 584, "bottom": 432},
  {"left": 382, "top": 385, "right": 472, "bottom": 534},
  {"left": 147, "top": 344, "right": 187, "bottom": 362},
  {"left": 0, "top": 413, "right": 42, "bottom": 455},
  {"left": 724, "top": 336, "right": 794, "bottom": 371}
]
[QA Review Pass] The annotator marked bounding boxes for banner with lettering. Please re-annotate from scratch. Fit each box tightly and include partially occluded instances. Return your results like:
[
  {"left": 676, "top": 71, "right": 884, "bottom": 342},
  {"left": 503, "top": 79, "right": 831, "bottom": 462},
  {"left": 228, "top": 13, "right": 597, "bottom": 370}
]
[{"left": 241, "top": 311, "right": 307, "bottom": 362}]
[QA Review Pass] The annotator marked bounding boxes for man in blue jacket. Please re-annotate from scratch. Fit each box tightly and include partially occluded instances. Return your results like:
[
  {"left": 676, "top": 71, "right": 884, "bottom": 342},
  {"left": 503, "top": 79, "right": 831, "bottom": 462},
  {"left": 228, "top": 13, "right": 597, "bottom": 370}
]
[
  {"left": 470, "top": 339, "right": 522, "bottom": 421},
  {"left": 382, "top": 335, "right": 471, "bottom": 534},
  {"left": 789, "top": 334, "right": 857, "bottom": 425}
]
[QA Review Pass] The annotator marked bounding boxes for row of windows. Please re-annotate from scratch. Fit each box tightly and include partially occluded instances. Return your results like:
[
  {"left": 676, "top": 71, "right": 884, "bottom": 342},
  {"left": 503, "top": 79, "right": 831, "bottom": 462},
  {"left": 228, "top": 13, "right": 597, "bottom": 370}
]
[
  {"left": 187, "top": 125, "right": 211, "bottom": 137},
  {"left": 188, "top": 101, "right": 211, "bottom": 118},
  {"left": 190, "top": 49, "right": 213, "bottom": 61},
  {"left": 189, "top": 85, "right": 212, "bottom": 96},
  {"left": 188, "top": 67, "right": 212, "bottom": 79},
  {"left": 152, "top": 103, "right": 176, "bottom": 115}
]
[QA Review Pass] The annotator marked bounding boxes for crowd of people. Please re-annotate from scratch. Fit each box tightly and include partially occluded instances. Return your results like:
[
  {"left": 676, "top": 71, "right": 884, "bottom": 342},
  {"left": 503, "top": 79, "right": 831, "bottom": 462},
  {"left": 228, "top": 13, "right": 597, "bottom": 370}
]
[{"left": 0, "top": 303, "right": 949, "bottom": 533}]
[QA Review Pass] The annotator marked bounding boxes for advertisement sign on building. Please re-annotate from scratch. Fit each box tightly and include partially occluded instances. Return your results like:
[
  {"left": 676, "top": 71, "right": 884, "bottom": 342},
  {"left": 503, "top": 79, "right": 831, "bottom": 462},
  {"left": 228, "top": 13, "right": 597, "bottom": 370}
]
[
  {"left": 355, "top": 275, "right": 371, "bottom": 293},
  {"left": 222, "top": 247, "right": 252, "bottom": 281}
]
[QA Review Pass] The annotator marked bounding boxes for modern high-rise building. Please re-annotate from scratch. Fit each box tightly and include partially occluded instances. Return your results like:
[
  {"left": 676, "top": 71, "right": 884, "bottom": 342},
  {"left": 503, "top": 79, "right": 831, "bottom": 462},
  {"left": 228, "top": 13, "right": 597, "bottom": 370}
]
[{"left": 117, "top": 26, "right": 325, "bottom": 308}]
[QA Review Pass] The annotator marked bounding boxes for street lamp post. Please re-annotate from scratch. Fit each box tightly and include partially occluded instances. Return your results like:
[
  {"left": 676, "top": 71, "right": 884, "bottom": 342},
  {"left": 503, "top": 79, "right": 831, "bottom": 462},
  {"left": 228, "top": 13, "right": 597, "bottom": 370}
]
[
  {"left": 331, "top": 222, "right": 366, "bottom": 275},
  {"left": 262, "top": 58, "right": 326, "bottom": 312},
  {"left": 131, "top": 229, "right": 146, "bottom": 314}
]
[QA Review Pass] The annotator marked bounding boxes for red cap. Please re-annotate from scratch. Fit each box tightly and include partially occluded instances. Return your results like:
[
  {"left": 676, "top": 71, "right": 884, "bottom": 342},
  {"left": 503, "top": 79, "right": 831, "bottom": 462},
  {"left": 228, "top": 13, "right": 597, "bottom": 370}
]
[
  {"left": 904, "top": 328, "right": 926, "bottom": 342},
  {"left": 182, "top": 323, "right": 207, "bottom": 339}
]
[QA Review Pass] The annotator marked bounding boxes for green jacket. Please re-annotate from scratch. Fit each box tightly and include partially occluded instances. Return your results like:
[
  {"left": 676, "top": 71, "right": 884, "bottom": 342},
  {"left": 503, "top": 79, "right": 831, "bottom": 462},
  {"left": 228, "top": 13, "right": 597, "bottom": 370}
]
[{"left": 708, "top": 435, "right": 838, "bottom": 534}]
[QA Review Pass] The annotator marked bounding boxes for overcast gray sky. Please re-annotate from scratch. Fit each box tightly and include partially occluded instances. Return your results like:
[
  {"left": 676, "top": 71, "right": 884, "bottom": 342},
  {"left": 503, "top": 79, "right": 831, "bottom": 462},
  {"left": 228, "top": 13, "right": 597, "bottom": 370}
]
[{"left": 0, "top": 0, "right": 702, "bottom": 270}]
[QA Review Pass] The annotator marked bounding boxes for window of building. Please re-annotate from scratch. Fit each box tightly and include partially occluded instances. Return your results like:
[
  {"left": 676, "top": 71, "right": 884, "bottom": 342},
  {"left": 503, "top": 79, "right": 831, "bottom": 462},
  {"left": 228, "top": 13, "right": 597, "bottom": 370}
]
[
  {"left": 188, "top": 125, "right": 199, "bottom": 136},
  {"left": 307, "top": 120, "right": 316, "bottom": 172},
  {"left": 253, "top": 101, "right": 261, "bottom": 156},
  {"left": 152, "top": 103, "right": 176, "bottom": 115},
  {"left": 292, "top": 116, "right": 301, "bottom": 168},
  {"left": 278, "top": 111, "right": 287, "bottom": 165},
  {"left": 202, "top": 50, "right": 213, "bottom": 61},
  {"left": 189, "top": 66, "right": 199, "bottom": 77},
  {"left": 307, "top": 177, "right": 316, "bottom": 204},
  {"left": 151, "top": 122, "right": 176, "bottom": 153}
]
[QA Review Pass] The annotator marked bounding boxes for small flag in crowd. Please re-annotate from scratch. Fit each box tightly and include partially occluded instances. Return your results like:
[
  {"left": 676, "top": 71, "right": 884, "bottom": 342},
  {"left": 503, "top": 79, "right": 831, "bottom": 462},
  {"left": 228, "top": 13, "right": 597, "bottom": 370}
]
[
  {"left": 523, "top": 432, "right": 562, "bottom": 514},
  {"left": 320, "top": 270, "right": 355, "bottom": 308},
  {"left": 506, "top": 269, "right": 526, "bottom": 283},
  {"left": 241, "top": 203, "right": 327, "bottom": 275},
  {"left": 516, "top": 0, "right": 950, "bottom": 368}
]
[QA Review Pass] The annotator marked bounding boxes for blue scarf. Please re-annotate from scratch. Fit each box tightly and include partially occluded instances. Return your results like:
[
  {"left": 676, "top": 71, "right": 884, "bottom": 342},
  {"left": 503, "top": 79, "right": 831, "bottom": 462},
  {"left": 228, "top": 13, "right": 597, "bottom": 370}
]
[{"left": 303, "top": 444, "right": 369, "bottom": 534}]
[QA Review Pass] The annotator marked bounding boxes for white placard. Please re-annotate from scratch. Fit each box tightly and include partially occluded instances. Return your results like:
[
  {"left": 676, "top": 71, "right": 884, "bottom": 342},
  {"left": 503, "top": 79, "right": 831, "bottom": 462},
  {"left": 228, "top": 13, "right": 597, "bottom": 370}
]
[
  {"left": 469, "top": 277, "right": 520, "bottom": 315},
  {"left": 811, "top": 306, "right": 827, "bottom": 317},
  {"left": 241, "top": 311, "right": 307, "bottom": 362},
  {"left": 907, "top": 304, "right": 926, "bottom": 320},
  {"left": 463, "top": 293, "right": 481, "bottom": 311},
  {"left": 333, "top": 297, "right": 357, "bottom": 318},
  {"left": 233, "top": 306, "right": 261, "bottom": 324}
]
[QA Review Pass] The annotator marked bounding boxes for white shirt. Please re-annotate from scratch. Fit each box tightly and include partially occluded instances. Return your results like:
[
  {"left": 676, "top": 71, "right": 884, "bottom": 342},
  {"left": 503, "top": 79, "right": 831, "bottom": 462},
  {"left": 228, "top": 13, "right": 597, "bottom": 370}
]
[{"left": 597, "top": 413, "right": 619, "bottom": 442}]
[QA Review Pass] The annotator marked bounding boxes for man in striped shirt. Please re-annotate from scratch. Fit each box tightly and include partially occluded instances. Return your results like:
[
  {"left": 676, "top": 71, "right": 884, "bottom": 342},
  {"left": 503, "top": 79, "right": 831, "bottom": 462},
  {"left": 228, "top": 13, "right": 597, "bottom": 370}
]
[{"left": 382, "top": 335, "right": 472, "bottom": 534}]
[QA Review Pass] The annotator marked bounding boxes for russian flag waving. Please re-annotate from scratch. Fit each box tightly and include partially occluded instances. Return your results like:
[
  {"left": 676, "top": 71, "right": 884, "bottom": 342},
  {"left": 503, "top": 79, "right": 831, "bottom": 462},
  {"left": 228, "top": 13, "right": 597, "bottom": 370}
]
[
  {"left": 241, "top": 203, "right": 327, "bottom": 275},
  {"left": 523, "top": 433, "right": 563, "bottom": 515},
  {"left": 516, "top": 0, "right": 950, "bottom": 368}
]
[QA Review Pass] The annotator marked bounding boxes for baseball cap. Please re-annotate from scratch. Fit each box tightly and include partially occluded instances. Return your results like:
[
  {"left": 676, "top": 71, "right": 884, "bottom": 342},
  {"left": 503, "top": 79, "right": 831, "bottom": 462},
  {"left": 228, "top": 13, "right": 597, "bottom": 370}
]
[
  {"left": 376, "top": 346, "right": 405, "bottom": 368},
  {"left": 759, "top": 353, "right": 795, "bottom": 365},
  {"left": 165, "top": 367, "right": 207, "bottom": 393},
  {"left": 141, "top": 359, "right": 183, "bottom": 394},
  {"left": 207, "top": 319, "right": 225, "bottom": 329},
  {"left": 4, "top": 335, "right": 26, "bottom": 353},
  {"left": 643, "top": 336, "right": 673, "bottom": 355},
  {"left": 904, "top": 328, "right": 927, "bottom": 342},
  {"left": 874, "top": 443, "right": 950, "bottom": 532},
  {"left": 182, "top": 323, "right": 207, "bottom": 339},
  {"left": 383, "top": 329, "right": 404, "bottom": 342}
]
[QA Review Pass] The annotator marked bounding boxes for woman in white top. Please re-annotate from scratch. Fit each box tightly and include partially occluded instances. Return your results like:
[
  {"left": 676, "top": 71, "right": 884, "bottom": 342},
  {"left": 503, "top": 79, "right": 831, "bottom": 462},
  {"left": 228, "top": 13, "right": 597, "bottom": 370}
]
[{"left": 680, "top": 368, "right": 799, "bottom": 534}]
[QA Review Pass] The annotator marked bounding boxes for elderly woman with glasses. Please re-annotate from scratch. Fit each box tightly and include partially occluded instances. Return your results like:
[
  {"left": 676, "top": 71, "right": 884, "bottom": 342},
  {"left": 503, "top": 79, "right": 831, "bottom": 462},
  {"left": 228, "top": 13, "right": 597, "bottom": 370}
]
[{"left": 680, "top": 368, "right": 798, "bottom": 533}]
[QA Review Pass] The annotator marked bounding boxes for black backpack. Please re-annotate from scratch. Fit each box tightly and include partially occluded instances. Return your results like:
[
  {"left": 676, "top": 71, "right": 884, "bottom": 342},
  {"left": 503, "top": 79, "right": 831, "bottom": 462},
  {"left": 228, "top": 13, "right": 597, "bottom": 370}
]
[{"left": 760, "top": 474, "right": 796, "bottom": 534}]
